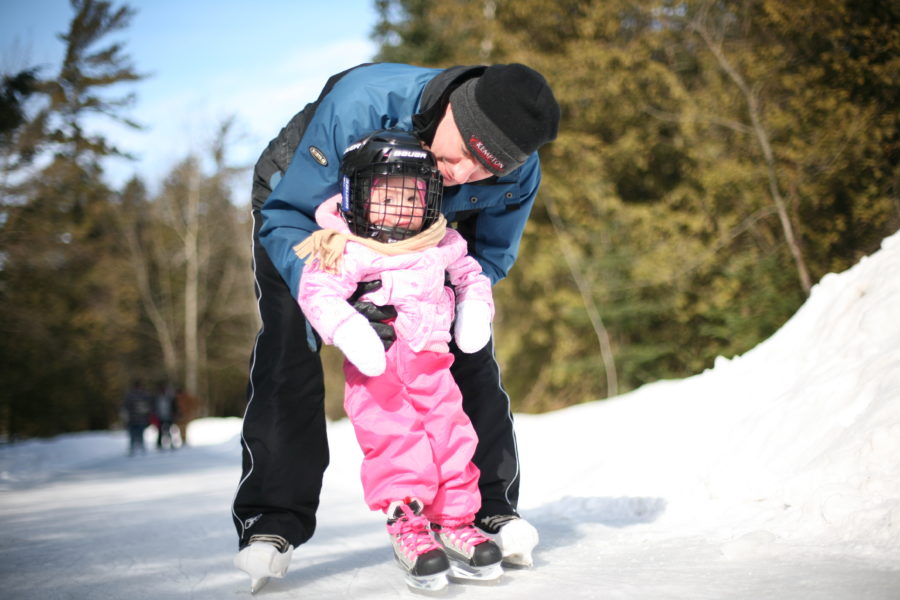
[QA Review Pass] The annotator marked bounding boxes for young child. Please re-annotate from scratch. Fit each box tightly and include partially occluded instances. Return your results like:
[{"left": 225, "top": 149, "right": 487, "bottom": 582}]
[{"left": 294, "top": 130, "right": 503, "bottom": 592}]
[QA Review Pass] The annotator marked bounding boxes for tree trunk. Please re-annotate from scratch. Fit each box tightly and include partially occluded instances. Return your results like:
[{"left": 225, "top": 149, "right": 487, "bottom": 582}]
[
  {"left": 544, "top": 194, "right": 619, "bottom": 398},
  {"left": 691, "top": 10, "right": 813, "bottom": 294},
  {"left": 112, "top": 204, "right": 179, "bottom": 378},
  {"left": 184, "top": 169, "right": 200, "bottom": 395}
]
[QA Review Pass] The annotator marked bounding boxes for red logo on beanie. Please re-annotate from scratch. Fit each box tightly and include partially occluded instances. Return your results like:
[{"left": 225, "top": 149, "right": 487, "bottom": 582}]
[{"left": 468, "top": 136, "right": 504, "bottom": 172}]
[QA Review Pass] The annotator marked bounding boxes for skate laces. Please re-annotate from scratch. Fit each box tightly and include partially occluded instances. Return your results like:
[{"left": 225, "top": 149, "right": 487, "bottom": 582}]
[
  {"left": 478, "top": 514, "right": 519, "bottom": 533},
  {"left": 436, "top": 522, "right": 490, "bottom": 555},
  {"left": 245, "top": 534, "right": 291, "bottom": 554},
  {"left": 387, "top": 502, "right": 441, "bottom": 561}
]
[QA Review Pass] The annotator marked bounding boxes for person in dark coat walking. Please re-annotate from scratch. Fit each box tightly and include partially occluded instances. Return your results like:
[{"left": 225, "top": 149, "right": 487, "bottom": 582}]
[{"left": 123, "top": 380, "right": 152, "bottom": 456}]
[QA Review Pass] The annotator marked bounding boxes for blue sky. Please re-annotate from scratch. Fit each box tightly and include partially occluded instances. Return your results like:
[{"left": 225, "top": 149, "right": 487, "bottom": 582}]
[{"left": 1, "top": 0, "right": 379, "bottom": 196}]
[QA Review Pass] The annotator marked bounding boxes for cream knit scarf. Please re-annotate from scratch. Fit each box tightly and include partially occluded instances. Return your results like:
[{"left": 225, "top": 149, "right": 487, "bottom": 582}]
[{"left": 293, "top": 214, "right": 448, "bottom": 274}]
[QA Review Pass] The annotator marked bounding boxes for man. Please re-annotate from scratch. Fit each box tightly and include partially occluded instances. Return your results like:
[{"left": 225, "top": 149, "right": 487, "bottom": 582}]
[{"left": 232, "top": 62, "right": 560, "bottom": 592}]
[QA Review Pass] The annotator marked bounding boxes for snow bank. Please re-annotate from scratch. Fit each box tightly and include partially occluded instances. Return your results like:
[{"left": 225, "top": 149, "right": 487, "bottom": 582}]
[{"left": 517, "top": 230, "right": 900, "bottom": 555}]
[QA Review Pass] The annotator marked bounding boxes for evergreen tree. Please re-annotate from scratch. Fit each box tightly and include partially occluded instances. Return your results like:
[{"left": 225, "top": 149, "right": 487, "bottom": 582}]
[
  {"left": 371, "top": 0, "right": 900, "bottom": 411},
  {"left": 0, "top": 69, "right": 39, "bottom": 138},
  {"left": 0, "top": 0, "right": 144, "bottom": 437}
]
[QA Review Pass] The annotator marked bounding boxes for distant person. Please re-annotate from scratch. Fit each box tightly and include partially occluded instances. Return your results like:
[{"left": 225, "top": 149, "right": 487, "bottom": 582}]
[
  {"left": 154, "top": 381, "right": 177, "bottom": 450},
  {"left": 122, "top": 380, "right": 152, "bottom": 456},
  {"left": 174, "top": 389, "right": 199, "bottom": 446}
]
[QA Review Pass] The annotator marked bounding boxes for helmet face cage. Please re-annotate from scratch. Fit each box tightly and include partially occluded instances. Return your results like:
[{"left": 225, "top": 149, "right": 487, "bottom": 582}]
[{"left": 340, "top": 132, "right": 443, "bottom": 243}]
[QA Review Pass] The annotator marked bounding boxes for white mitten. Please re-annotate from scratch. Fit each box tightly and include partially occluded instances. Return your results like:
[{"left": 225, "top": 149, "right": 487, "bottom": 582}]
[
  {"left": 333, "top": 315, "right": 387, "bottom": 376},
  {"left": 453, "top": 301, "right": 492, "bottom": 353}
]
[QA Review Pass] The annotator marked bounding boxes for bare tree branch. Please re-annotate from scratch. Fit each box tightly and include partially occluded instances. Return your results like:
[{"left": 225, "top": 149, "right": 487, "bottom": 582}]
[
  {"left": 690, "top": 4, "right": 812, "bottom": 293},
  {"left": 544, "top": 194, "right": 618, "bottom": 397},
  {"left": 111, "top": 199, "right": 178, "bottom": 378}
]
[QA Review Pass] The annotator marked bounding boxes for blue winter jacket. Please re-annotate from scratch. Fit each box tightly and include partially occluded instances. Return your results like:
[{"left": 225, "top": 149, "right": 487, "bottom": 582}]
[{"left": 257, "top": 63, "right": 543, "bottom": 298}]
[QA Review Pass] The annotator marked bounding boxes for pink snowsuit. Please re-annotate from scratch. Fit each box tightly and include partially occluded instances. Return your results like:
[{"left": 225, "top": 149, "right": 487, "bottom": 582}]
[{"left": 298, "top": 199, "right": 494, "bottom": 526}]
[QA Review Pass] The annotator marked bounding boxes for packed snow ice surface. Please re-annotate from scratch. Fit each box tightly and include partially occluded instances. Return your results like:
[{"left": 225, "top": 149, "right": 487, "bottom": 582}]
[{"left": 1, "top": 233, "right": 899, "bottom": 598}]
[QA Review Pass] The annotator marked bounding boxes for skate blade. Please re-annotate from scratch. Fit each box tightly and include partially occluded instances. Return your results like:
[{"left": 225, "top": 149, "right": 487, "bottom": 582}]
[
  {"left": 447, "top": 560, "right": 503, "bottom": 584},
  {"left": 393, "top": 553, "right": 450, "bottom": 595},
  {"left": 502, "top": 552, "right": 534, "bottom": 569},
  {"left": 405, "top": 571, "right": 449, "bottom": 595},
  {"left": 234, "top": 543, "right": 292, "bottom": 593},
  {"left": 249, "top": 576, "right": 269, "bottom": 594}
]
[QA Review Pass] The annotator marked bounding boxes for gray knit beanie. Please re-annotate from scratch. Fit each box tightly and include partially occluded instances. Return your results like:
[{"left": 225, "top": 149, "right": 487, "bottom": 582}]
[{"left": 449, "top": 64, "right": 560, "bottom": 175}]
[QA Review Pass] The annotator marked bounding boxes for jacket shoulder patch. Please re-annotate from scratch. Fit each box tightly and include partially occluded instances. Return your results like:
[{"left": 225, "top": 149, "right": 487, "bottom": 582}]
[{"left": 308, "top": 146, "right": 328, "bottom": 166}]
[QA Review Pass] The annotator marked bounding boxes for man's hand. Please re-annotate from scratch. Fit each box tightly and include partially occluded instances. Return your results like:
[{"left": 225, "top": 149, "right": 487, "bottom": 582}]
[{"left": 349, "top": 280, "right": 397, "bottom": 350}]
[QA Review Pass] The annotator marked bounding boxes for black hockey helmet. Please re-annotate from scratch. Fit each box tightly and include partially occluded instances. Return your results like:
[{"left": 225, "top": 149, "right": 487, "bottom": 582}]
[{"left": 339, "top": 130, "right": 443, "bottom": 242}]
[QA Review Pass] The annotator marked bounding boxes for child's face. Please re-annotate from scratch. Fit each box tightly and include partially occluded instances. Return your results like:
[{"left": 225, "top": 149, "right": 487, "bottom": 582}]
[{"left": 367, "top": 176, "right": 427, "bottom": 233}]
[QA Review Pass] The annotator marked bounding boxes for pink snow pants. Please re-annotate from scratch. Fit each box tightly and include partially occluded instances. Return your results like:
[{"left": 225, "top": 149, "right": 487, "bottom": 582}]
[{"left": 343, "top": 341, "right": 481, "bottom": 526}]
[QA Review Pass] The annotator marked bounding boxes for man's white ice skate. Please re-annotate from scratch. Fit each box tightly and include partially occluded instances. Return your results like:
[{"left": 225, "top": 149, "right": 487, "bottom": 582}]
[
  {"left": 233, "top": 536, "right": 294, "bottom": 593},
  {"left": 478, "top": 515, "right": 539, "bottom": 568}
]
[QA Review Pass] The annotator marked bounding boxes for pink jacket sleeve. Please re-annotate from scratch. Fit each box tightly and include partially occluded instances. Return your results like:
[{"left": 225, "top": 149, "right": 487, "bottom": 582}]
[
  {"left": 297, "top": 196, "right": 369, "bottom": 344},
  {"left": 297, "top": 257, "right": 365, "bottom": 346},
  {"left": 443, "top": 229, "right": 495, "bottom": 319}
]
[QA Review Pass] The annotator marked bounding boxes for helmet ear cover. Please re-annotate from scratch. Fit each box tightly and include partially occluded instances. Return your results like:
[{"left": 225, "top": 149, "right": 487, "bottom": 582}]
[{"left": 340, "top": 130, "right": 443, "bottom": 243}]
